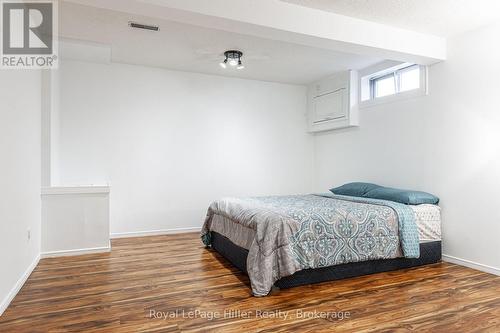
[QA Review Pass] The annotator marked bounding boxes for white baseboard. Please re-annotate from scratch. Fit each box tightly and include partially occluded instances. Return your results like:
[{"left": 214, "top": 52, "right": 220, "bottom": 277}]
[
  {"left": 110, "top": 227, "right": 200, "bottom": 239},
  {"left": 41, "top": 243, "right": 111, "bottom": 258},
  {"left": 0, "top": 254, "right": 40, "bottom": 316},
  {"left": 442, "top": 254, "right": 500, "bottom": 276}
]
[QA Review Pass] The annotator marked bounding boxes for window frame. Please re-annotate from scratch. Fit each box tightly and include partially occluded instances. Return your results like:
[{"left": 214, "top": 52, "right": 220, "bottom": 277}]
[
  {"left": 359, "top": 62, "right": 428, "bottom": 109},
  {"left": 369, "top": 64, "right": 420, "bottom": 100}
]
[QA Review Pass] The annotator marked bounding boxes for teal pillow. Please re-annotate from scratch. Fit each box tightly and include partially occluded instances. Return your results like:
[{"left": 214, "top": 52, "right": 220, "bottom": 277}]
[
  {"left": 364, "top": 187, "right": 439, "bottom": 205},
  {"left": 330, "top": 182, "right": 381, "bottom": 197}
]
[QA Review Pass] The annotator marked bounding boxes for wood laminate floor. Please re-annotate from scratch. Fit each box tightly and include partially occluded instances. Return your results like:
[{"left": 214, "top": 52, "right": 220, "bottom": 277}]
[{"left": 0, "top": 233, "right": 499, "bottom": 332}]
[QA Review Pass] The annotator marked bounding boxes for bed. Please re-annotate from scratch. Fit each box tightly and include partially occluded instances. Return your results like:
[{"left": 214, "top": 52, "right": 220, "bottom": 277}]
[{"left": 201, "top": 191, "right": 441, "bottom": 296}]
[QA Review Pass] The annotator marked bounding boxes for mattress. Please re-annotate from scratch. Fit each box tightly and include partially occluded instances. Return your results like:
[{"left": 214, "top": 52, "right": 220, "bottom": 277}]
[
  {"left": 209, "top": 203, "right": 441, "bottom": 251},
  {"left": 412, "top": 204, "right": 441, "bottom": 242}
]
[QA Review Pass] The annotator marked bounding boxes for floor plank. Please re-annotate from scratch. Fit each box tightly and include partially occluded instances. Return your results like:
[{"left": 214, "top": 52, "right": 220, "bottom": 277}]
[{"left": 1, "top": 233, "right": 499, "bottom": 332}]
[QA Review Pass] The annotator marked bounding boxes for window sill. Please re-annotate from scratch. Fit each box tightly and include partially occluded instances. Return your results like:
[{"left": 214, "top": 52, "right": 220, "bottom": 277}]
[{"left": 359, "top": 87, "right": 428, "bottom": 109}]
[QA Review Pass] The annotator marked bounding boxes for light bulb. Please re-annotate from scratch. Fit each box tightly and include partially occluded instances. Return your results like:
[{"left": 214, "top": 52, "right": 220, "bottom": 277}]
[{"left": 228, "top": 59, "right": 238, "bottom": 66}]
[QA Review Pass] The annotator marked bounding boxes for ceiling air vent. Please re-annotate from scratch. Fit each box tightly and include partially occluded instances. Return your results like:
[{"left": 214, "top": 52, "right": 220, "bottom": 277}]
[{"left": 128, "top": 22, "right": 159, "bottom": 31}]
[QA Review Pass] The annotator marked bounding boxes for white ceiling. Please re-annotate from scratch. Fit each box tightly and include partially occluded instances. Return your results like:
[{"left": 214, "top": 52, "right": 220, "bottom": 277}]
[
  {"left": 282, "top": 0, "right": 500, "bottom": 37},
  {"left": 59, "top": 2, "right": 381, "bottom": 85}
]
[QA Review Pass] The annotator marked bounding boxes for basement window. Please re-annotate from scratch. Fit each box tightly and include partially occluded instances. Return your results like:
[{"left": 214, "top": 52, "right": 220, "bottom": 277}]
[
  {"left": 371, "top": 64, "right": 420, "bottom": 98},
  {"left": 360, "top": 63, "right": 427, "bottom": 107}
]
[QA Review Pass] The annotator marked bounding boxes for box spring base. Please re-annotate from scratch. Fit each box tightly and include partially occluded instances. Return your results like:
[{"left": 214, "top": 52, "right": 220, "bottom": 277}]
[{"left": 210, "top": 231, "right": 442, "bottom": 290}]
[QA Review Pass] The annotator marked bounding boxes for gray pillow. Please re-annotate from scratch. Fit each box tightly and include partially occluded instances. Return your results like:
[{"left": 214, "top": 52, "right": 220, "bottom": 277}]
[
  {"left": 364, "top": 187, "right": 439, "bottom": 205},
  {"left": 329, "top": 182, "right": 381, "bottom": 197}
]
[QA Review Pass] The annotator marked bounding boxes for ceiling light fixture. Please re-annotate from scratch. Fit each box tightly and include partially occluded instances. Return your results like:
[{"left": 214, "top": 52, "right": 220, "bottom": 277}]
[{"left": 220, "top": 50, "right": 244, "bottom": 70}]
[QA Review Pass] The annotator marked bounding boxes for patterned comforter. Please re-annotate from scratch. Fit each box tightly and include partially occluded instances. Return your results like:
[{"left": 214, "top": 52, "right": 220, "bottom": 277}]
[{"left": 201, "top": 194, "right": 420, "bottom": 296}]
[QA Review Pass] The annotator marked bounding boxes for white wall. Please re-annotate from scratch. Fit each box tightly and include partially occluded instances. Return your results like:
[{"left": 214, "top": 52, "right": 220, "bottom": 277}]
[
  {"left": 314, "top": 22, "right": 500, "bottom": 271},
  {"left": 41, "top": 70, "right": 61, "bottom": 186},
  {"left": 0, "top": 70, "right": 42, "bottom": 314},
  {"left": 58, "top": 61, "right": 313, "bottom": 235}
]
